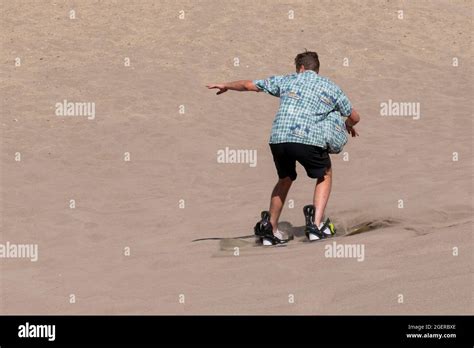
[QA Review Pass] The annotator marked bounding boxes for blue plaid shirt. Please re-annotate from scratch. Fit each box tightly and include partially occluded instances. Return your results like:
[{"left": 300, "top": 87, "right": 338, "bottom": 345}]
[{"left": 253, "top": 71, "right": 352, "bottom": 147}]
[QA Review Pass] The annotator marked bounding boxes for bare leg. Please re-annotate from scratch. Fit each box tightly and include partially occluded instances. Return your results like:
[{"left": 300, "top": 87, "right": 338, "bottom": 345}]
[
  {"left": 313, "top": 167, "right": 332, "bottom": 227},
  {"left": 269, "top": 177, "right": 293, "bottom": 232}
]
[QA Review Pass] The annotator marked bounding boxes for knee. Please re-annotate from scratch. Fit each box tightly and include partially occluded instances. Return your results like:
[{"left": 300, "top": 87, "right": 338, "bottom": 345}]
[{"left": 278, "top": 177, "right": 293, "bottom": 187}]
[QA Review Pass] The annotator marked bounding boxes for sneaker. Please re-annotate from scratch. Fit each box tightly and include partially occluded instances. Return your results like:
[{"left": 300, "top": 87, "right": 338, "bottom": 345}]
[
  {"left": 273, "top": 229, "right": 284, "bottom": 240},
  {"left": 319, "top": 219, "right": 336, "bottom": 237},
  {"left": 254, "top": 211, "right": 289, "bottom": 246},
  {"left": 303, "top": 204, "right": 335, "bottom": 241},
  {"left": 306, "top": 224, "right": 326, "bottom": 241},
  {"left": 262, "top": 229, "right": 285, "bottom": 246}
]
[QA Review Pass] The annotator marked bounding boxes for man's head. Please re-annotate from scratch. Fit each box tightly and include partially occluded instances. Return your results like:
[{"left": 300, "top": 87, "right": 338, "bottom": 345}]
[{"left": 295, "top": 50, "right": 320, "bottom": 73}]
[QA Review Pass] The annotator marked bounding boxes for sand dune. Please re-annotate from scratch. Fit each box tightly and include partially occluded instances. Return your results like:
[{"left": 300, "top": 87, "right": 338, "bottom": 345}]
[{"left": 0, "top": 0, "right": 472, "bottom": 314}]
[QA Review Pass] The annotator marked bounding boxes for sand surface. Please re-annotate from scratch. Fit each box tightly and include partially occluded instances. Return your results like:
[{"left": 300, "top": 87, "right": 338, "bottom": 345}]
[{"left": 1, "top": 0, "right": 472, "bottom": 314}]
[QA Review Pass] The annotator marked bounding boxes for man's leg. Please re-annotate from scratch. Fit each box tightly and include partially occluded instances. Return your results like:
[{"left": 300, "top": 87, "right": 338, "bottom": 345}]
[
  {"left": 269, "top": 177, "right": 293, "bottom": 233},
  {"left": 313, "top": 167, "right": 332, "bottom": 227}
]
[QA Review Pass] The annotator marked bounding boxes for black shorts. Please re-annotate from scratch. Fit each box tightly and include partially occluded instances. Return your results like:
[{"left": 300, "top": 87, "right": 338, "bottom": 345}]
[{"left": 270, "top": 143, "right": 331, "bottom": 181}]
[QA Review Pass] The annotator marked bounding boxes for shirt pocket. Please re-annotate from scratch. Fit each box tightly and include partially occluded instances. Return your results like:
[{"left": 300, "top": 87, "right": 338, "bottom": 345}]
[
  {"left": 280, "top": 87, "right": 303, "bottom": 101},
  {"left": 314, "top": 91, "right": 336, "bottom": 115}
]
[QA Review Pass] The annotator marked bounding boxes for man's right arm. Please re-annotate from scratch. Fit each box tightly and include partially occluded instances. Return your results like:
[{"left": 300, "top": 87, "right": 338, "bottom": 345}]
[
  {"left": 206, "top": 80, "right": 259, "bottom": 95},
  {"left": 207, "top": 75, "right": 284, "bottom": 96}
]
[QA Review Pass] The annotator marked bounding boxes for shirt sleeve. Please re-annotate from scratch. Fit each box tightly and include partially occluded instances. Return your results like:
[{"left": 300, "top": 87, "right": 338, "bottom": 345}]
[
  {"left": 252, "top": 75, "right": 285, "bottom": 97},
  {"left": 334, "top": 89, "right": 352, "bottom": 117}
]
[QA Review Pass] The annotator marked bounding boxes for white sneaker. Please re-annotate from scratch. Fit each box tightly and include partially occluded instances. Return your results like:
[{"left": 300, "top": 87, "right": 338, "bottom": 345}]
[
  {"left": 307, "top": 222, "right": 333, "bottom": 241},
  {"left": 274, "top": 229, "right": 284, "bottom": 240},
  {"left": 319, "top": 222, "right": 332, "bottom": 235},
  {"left": 308, "top": 230, "right": 321, "bottom": 241},
  {"left": 262, "top": 229, "right": 285, "bottom": 246}
]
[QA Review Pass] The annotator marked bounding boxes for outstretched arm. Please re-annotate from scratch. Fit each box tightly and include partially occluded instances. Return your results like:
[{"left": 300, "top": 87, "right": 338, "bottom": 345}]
[{"left": 206, "top": 80, "right": 260, "bottom": 95}]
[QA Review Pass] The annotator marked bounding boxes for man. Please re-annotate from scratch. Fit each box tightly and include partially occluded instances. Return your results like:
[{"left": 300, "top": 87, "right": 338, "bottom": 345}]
[{"left": 206, "top": 50, "right": 360, "bottom": 245}]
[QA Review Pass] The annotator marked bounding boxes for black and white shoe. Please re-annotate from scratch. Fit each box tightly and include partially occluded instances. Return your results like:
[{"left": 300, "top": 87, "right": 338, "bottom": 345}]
[
  {"left": 319, "top": 218, "right": 336, "bottom": 237},
  {"left": 254, "top": 211, "right": 291, "bottom": 246},
  {"left": 303, "top": 204, "right": 336, "bottom": 241}
]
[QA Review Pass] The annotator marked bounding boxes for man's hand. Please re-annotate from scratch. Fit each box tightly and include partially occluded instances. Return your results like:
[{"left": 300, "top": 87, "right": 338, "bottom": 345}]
[
  {"left": 346, "top": 124, "right": 359, "bottom": 137},
  {"left": 206, "top": 84, "right": 228, "bottom": 95}
]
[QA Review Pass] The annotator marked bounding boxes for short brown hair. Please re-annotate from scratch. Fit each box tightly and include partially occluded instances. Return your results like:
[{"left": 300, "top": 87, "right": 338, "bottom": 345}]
[{"left": 295, "top": 50, "right": 320, "bottom": 72}]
